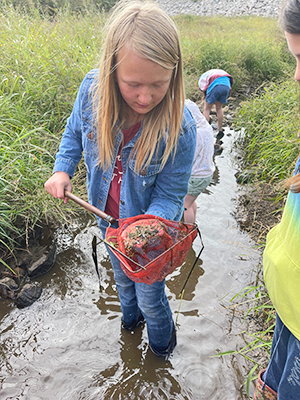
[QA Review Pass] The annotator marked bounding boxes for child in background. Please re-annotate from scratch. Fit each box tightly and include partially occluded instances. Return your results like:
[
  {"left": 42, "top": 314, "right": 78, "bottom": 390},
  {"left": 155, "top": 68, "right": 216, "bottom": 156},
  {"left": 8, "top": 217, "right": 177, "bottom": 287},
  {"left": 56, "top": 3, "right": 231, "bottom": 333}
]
[
  {"left": 198, "top": 69, "right": 233, "bottom": 140},
  {"left": 254, "top": 0, "right": 300, "bottom": 398},
  {"left": 184, "top": 99, "right": 215, "bottom": 224},
  {"left": 44, "top": 0, "right": 196, "bottom": 359}
]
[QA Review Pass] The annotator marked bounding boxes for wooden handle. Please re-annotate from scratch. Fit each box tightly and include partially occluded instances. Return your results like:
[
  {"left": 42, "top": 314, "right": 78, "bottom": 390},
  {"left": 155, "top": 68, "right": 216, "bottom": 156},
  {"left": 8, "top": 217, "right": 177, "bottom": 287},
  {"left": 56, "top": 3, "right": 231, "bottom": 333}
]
[{"left": 64, "top": 190, "right": 116, "bottom": 225}]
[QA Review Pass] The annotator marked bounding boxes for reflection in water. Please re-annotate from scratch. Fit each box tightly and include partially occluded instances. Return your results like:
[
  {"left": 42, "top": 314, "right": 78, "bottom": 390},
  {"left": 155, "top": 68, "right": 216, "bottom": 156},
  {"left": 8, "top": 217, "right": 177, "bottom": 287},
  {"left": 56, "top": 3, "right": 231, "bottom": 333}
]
[
  {"left": 0, "top": 129, "right": 261, "bottom": 399},
  {"left": 166, "top": 247, "right": 205, "bottom": 301}
]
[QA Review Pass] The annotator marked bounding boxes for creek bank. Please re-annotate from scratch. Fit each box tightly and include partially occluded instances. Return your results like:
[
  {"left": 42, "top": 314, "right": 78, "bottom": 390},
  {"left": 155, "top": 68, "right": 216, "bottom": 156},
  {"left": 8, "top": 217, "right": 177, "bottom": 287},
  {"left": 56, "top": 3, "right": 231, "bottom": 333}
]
[{"left": 0, "top": 225, "right": 57, "bottom": 307}]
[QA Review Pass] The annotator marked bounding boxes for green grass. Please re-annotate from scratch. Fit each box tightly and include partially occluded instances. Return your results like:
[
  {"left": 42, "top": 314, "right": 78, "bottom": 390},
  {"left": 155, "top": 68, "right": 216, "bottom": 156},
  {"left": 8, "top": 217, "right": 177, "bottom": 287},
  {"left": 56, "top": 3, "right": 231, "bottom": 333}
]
[
  {"left": 233, "top": 79, "right": 300, "bottom": 183},
  {"left": 0, "top": 5, "right": 104, "bottom": 259}
]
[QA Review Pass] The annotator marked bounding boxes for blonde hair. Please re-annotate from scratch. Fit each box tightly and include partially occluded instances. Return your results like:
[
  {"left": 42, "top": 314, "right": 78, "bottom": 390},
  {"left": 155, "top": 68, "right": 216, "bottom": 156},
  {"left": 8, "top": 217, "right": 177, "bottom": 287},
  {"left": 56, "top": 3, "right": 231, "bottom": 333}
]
[{"left": 93, "top": 0, "right": 184, "bottom": 172}]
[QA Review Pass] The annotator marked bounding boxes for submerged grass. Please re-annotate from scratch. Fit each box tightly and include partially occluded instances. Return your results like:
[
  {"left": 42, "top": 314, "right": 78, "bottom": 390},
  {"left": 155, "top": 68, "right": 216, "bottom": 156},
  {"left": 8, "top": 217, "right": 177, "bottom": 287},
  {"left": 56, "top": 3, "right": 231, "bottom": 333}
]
[{"left": 214, "top": 283, "right": 276, "bottom": 397}]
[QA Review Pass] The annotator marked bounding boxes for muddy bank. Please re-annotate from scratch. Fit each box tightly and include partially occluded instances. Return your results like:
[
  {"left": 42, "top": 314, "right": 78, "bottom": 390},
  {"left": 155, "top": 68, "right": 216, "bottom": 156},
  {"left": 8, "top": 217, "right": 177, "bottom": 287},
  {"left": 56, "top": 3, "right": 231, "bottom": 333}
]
[{"left": 234, "top": 182, "right": 285, "bottom": 246}]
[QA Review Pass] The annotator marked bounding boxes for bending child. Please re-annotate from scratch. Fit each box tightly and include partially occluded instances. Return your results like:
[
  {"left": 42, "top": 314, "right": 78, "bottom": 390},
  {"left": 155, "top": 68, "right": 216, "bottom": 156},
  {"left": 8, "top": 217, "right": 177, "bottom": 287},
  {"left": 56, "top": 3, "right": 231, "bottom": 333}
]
[
  {"left": 44, "top": 0, "right": 196, "bottom": 358},
  {"left": 198, "top": 68, "right": 233, "bottom": 140}
]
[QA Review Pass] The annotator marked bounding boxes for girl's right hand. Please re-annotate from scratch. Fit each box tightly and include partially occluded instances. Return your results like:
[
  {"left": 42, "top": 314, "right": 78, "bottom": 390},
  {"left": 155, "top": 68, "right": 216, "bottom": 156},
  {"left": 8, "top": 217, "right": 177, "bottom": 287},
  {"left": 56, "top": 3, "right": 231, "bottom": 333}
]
[{"left": 44, "top": 172, "right": 72, "bottom": 204}]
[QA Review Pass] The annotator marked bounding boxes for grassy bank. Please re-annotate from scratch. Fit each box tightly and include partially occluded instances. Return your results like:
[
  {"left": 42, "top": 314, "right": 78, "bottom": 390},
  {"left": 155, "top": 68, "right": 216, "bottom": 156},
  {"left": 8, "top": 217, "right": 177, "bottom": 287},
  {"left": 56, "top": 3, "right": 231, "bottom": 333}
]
[
  {"left": 0, "top": 4, "right": 296, "bottom": 262},
  {"left": 233, "top": 79, "right": 300, "bottom": 183}
]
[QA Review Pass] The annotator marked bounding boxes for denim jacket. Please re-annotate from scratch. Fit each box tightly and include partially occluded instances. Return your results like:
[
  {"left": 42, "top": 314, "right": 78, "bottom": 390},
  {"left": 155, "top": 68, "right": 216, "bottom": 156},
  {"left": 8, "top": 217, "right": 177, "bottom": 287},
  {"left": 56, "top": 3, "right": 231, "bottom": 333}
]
[{"left": 53, "top": 69, "right": 197, "bottom": 229}]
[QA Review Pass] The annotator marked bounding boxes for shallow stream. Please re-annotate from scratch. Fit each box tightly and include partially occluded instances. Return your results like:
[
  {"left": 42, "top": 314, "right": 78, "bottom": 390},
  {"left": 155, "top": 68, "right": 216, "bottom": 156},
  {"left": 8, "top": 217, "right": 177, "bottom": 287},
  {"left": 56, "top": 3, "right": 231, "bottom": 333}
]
[{"left": 0, "top": 128, "right": 262, "bottom": 399}]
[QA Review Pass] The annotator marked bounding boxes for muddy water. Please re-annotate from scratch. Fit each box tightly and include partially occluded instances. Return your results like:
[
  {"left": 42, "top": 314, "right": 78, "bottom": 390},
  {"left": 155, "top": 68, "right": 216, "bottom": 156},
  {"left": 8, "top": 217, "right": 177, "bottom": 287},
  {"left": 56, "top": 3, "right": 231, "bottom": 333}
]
[{"left": 0, "top": 128, "right": 261, "bottom": 400}]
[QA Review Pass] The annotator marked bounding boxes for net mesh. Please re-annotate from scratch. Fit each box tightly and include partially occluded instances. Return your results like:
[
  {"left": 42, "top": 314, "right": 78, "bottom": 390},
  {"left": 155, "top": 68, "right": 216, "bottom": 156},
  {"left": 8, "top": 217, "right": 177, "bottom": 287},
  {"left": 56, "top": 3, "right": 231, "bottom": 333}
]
[{"left": 105, "top": 214, "right": 197, "bottom": 285}]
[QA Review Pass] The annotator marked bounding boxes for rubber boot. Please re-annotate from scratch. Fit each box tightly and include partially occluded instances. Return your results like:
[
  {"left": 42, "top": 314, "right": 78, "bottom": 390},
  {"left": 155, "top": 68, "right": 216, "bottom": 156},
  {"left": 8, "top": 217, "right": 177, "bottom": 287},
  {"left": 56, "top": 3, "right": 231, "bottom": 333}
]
[{"left": 254, "top": 369, "right": 277, "bottom": 400}]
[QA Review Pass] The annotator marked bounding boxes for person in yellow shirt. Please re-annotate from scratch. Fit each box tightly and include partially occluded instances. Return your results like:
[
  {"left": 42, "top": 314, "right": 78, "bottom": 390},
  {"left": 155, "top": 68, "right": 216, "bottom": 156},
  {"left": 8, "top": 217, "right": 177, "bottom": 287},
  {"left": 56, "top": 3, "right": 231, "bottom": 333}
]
[{"left": 254, "top": 1, "right": 300, "bottom": 398}]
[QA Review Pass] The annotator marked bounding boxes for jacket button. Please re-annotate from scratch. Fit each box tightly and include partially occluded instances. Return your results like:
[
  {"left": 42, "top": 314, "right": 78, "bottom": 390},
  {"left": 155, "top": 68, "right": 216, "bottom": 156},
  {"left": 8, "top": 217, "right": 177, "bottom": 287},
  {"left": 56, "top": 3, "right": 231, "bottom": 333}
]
[
  {"left": 88, "top": 133, "right": 94, "bottom": 139},
  {"left": 140, "top": 169, "right": 146, "bottom": 176},
  {"left": 120, "top": 200, "right": 125, "bottom": 205}
]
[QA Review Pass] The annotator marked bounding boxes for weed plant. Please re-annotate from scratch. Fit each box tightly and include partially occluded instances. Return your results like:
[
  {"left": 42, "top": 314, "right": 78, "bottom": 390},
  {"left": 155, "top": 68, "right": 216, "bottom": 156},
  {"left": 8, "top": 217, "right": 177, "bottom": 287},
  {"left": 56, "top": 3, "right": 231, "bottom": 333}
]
[{"left": 214, "top": 283, "right": 276, "bottom": 397}]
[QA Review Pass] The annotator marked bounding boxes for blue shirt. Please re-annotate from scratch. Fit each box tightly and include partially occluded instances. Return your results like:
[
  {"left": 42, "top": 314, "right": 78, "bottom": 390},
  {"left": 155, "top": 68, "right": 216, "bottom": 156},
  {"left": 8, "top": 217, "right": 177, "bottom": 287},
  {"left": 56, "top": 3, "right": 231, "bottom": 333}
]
[
  {"left": 53, "top": 69, "right": 197, "bottom": 230},
  {"left": 207, "top": 76, "right": 231, "bottom": 94}
]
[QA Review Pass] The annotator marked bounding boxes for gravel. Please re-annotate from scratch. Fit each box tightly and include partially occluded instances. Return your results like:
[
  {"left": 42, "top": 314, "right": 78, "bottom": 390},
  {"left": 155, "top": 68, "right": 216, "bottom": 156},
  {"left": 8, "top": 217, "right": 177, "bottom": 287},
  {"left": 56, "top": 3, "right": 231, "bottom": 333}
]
[{"left": 157, "top": 0, "right": 284, "bottom": 18}]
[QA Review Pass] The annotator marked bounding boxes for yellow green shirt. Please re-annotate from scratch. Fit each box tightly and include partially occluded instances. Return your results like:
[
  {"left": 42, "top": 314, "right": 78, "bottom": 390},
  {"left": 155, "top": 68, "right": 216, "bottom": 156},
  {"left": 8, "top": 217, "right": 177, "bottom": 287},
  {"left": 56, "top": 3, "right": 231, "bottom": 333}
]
[{"left": 263, "top": 157, "right": 300, "bottom": 340}]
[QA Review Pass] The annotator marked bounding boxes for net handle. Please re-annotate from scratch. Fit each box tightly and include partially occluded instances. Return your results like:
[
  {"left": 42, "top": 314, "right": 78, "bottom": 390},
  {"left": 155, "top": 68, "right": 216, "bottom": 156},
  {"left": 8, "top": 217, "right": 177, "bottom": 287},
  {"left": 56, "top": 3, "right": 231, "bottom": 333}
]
[{"left": 64, "top": 190, "right": 117, "bottom": 225}]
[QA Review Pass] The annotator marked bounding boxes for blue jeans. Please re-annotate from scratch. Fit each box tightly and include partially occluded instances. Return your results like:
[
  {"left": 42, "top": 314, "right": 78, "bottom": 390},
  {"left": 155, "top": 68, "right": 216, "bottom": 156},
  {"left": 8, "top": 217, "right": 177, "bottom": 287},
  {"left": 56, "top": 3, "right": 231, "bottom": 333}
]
[
  {"left": 100, "top": 223, "right": 176, "bottom": 358},
  {"left": 263, "top": 313, "right": 300, "bottom": 399}
]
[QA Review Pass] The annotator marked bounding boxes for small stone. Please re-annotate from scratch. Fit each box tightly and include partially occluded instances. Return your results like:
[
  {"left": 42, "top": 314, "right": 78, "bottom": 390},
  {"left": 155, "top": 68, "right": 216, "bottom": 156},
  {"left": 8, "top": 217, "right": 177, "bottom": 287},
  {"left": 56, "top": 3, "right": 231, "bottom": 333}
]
[
  {"left": 0, "top": 277, "right": 19, "bottom": 299},
  {"left": 214, "top": 143, "right": 223, "bottom": 155},
  {"left": 16, "top": 283, "right": 43, "bottom": 308},
  {"left": 27, "top": 243, "right": 57, "bottom": 279}
]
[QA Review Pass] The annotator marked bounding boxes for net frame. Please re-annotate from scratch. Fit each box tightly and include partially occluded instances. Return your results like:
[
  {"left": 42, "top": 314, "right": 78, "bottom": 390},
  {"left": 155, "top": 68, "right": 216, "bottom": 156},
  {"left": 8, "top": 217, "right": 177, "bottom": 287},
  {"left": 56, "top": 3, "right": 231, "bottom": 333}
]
[{"left": 104, "top": 214, "right": 198, "bottom": 285}]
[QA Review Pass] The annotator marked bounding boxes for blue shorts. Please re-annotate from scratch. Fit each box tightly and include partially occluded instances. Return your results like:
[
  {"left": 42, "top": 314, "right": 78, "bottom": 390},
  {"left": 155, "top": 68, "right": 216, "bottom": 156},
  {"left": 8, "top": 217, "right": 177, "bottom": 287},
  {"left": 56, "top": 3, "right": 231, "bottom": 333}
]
[{"left": 206, "top": 85, "right": 230, "bottom": 104}]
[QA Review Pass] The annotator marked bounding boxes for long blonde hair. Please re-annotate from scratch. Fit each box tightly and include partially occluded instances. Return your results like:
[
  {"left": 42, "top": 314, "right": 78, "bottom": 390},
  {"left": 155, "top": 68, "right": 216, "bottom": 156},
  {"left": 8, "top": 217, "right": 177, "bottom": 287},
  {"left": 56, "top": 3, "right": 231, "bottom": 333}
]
[{"left": 93, "top": 0, "right": 185, "bottom": 172}]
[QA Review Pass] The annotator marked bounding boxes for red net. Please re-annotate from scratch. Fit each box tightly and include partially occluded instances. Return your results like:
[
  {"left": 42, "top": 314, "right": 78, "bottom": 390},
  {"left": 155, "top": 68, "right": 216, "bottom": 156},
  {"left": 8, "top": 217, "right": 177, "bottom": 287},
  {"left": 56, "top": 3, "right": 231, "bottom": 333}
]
[{"left": 105, "top": 214, "right": 198, "bottom": 285}]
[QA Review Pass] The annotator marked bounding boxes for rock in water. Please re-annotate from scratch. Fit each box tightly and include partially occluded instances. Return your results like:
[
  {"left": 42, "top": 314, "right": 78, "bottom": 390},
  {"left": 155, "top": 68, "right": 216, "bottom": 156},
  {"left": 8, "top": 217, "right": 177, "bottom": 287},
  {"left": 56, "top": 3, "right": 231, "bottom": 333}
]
[
  {"left": 27, "top": 243, "right": 57, "bottom": 278},
  {"left": 0, "top": 277, "right": 19, "bottom": 299},
  {"left": 16, "top": 284, "right": 42, "bottom": 308}
]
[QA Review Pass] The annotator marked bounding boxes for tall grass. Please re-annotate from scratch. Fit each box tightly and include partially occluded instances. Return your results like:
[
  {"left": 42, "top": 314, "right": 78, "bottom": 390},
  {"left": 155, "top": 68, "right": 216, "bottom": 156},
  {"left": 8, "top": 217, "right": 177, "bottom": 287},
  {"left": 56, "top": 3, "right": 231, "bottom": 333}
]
[
  {"left": 233, "top": 79, "right": 300, "bottom": 183},
  {"left": 0, "top": 5, "right": 104, "bottom": 259}
]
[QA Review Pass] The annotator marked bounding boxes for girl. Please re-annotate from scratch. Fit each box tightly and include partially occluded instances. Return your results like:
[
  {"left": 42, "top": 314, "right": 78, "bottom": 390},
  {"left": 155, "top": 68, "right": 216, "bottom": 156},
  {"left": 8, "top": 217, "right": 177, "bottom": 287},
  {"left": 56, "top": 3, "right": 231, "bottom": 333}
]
[
  {"left": 44, "top": 0, "right": 196, "bottom": 358},
  {"left": 254, "top": 0, "right": 300, "bottom": 397}
]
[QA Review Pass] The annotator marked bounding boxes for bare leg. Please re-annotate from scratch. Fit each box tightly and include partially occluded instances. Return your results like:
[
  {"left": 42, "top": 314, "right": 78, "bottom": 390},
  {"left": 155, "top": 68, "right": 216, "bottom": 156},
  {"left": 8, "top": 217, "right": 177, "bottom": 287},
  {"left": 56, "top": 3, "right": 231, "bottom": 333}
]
[
  {"left": 215, "top": 101, "right": 224, "bottom": 131},
  {"left": 203, "top": 101, "right": 214, "bottom": 124},
  {"left": 184, "top": 194, "right": 197, "bottom": 224}
]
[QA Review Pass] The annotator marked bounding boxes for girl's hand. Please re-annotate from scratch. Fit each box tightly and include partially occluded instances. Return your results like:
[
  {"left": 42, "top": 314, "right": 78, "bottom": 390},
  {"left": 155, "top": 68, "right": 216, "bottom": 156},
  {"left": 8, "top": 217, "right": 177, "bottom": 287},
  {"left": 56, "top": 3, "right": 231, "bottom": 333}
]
[{"left": 44, "top": 172, "right": 72, "bottom": 204}]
